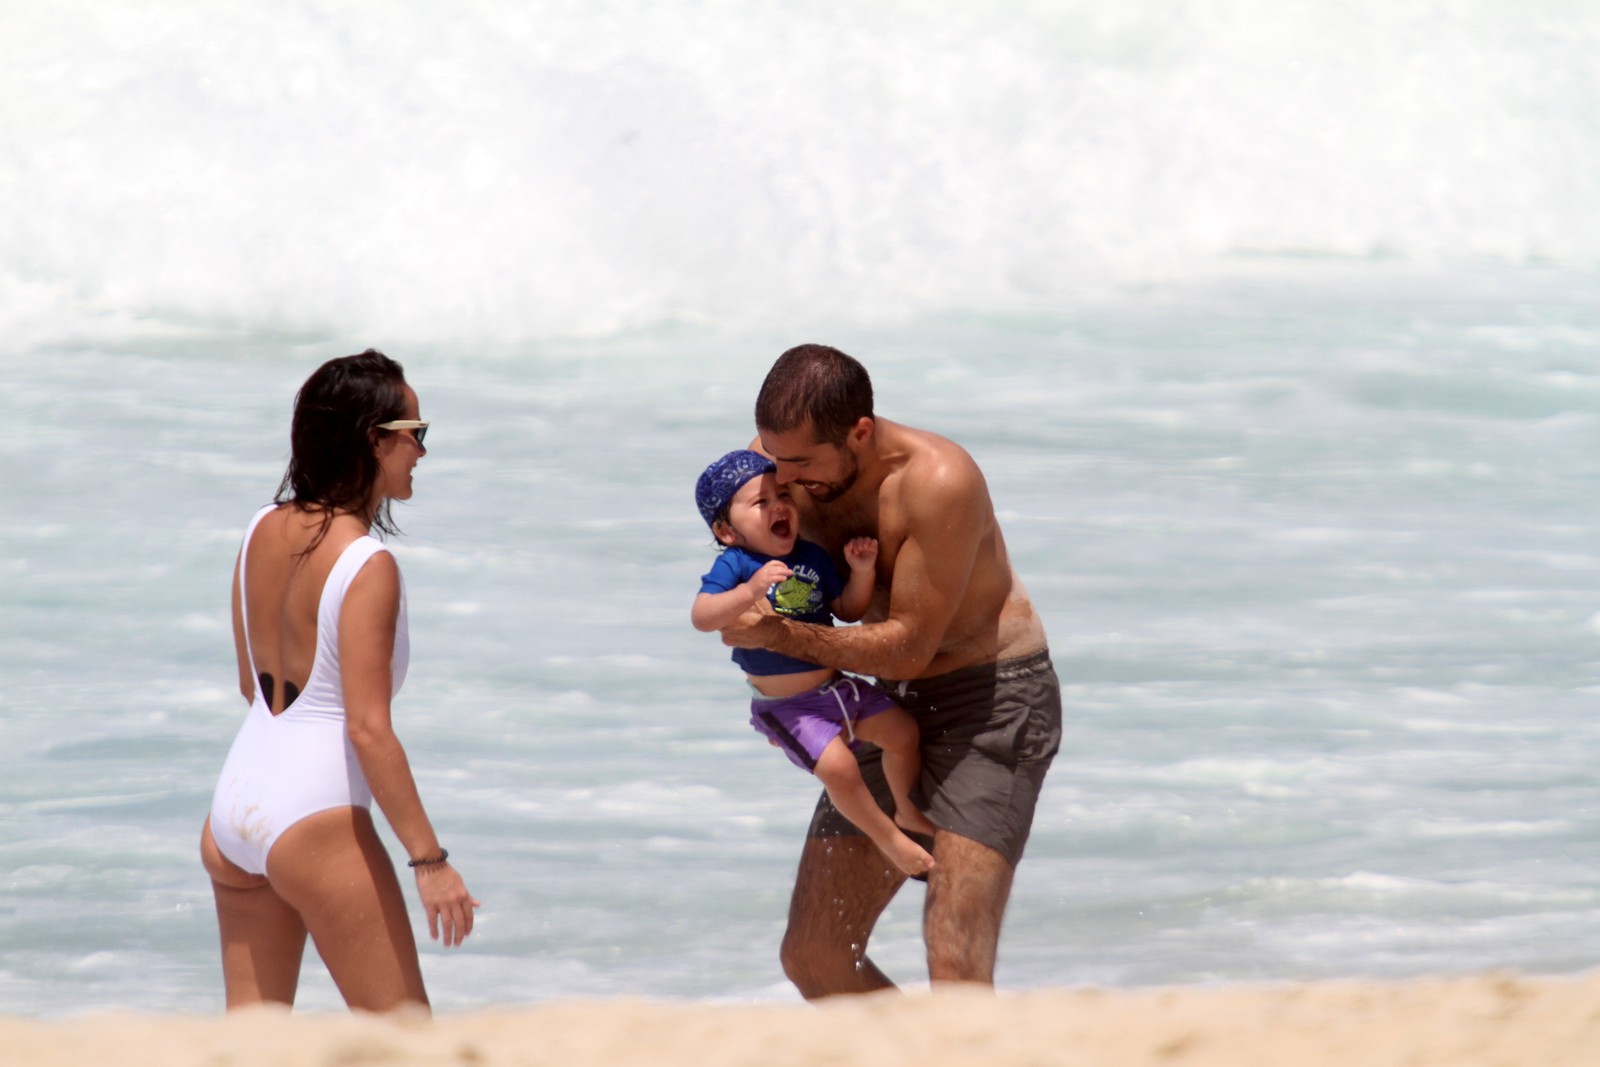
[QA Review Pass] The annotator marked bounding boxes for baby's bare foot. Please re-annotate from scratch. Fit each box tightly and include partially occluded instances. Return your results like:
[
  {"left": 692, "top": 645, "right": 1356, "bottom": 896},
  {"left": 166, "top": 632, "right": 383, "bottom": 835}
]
[
  {"left": 884, "top": 835, "right": 936, "bottom": 878},
  {"left": 896, "top": 807, "right": 937, "bottom": 837}
]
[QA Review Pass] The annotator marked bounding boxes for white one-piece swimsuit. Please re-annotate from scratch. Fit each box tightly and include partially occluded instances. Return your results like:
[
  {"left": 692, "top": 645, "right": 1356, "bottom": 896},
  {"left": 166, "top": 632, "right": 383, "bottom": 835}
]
[{"left": 208, "top": 505, "right": 409, "bottom": 876}]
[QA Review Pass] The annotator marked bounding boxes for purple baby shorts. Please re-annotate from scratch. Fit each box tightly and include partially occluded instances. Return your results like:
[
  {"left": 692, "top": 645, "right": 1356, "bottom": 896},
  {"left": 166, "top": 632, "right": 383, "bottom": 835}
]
[{"left": 749, "top": 675, "right": 899, "bottom": 773}]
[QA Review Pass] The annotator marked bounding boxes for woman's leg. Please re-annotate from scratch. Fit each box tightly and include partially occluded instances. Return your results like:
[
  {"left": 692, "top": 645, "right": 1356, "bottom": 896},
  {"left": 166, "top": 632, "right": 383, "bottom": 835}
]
[
  {"left": 201, "top": 817, "right": 308, "bottom": 1009},
  {"left": 813, "top": 739, "right": 935, "bottom": 878},
  {"left": 265, "top": 807, "right": 430, "bottom": 1013}
]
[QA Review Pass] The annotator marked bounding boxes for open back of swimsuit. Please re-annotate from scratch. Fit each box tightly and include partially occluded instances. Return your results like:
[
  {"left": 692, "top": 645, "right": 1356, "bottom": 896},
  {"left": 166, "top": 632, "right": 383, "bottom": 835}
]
[{"left": 208, "top": 504, "right": 409, "bottom": 876}]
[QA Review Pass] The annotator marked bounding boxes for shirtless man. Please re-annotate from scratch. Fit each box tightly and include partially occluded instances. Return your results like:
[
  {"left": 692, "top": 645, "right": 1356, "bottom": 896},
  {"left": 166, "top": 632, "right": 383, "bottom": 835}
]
[{"left": 721, "top": 343, "right": 1062, "bottom": 995}]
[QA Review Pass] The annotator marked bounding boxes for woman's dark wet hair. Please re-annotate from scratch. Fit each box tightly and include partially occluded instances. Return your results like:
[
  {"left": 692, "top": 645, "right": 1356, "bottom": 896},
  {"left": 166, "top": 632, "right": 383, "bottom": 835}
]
[
  {"left": 276, "top": 349, "right": 409, "bottom": 546},
  {"left": 754, "top": 343, "right": 874, "bottom": 445}
]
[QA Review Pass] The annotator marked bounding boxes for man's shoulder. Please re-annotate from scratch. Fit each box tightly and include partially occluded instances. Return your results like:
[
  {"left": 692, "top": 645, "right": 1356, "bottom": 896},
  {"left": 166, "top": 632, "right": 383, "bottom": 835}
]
[
  {"left": 885, "top": 421, "right": 985, "bottom": 502},
  {"left": 883, "top": 417, "right": 977, "bottom": 466}
]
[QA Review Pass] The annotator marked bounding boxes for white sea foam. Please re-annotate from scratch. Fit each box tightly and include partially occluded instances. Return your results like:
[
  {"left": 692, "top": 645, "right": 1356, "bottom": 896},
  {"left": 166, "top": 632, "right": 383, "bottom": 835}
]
[{"left": 4, "top": 1, "right": 1600, "bottom": 346}]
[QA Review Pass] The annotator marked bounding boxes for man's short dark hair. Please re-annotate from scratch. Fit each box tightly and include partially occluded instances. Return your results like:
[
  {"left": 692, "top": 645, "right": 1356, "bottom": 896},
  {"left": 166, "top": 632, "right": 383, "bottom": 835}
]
[{"left": 754, "top": 344, "right": 874, "bottom": 445}]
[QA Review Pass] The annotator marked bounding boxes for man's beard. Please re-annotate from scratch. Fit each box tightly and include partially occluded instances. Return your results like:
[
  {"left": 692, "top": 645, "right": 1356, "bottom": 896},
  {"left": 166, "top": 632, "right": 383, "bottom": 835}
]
[{"left": 801, "top": 456, "right": 858, "bottom": 503}]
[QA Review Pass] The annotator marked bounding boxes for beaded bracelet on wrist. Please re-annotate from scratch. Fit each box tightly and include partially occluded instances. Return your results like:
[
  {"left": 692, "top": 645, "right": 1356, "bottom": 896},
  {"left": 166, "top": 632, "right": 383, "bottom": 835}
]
[{"left": 407, "top": 848, "right": 449, "bottom": 868}]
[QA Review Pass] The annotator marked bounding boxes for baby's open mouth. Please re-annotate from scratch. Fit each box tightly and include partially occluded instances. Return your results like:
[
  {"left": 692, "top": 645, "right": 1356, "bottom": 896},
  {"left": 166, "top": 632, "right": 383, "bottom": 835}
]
[{"left": 771, "top": 516, "right": 793, "bottom": 540}]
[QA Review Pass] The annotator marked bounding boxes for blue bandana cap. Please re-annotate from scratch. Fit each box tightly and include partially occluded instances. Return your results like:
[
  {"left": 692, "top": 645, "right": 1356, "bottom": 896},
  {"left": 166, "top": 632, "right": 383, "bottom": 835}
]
[{"left": 696, "top": 449, "right": 776, "bottom": 527}]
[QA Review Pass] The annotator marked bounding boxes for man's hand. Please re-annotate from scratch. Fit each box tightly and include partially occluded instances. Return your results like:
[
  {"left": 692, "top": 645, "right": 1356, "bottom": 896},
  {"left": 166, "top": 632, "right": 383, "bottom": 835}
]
[{"left": 720, "top": 594, "right": 781, "bottom": 649}]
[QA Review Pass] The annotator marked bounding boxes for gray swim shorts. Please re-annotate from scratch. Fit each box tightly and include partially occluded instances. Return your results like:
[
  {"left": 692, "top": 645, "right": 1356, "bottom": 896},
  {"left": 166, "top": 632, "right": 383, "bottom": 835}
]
[{"left": 805, "top": 648, "right": 1062, "bottom": 867}]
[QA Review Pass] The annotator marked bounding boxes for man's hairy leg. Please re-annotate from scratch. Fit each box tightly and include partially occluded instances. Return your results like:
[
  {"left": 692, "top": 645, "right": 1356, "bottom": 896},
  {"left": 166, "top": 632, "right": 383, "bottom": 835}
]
[
  {"left": 923, "top": 830, "right": 1015, "bottom": 986},
  {"left": 780, "top": 835, "right": 906, "bottom": 999}
]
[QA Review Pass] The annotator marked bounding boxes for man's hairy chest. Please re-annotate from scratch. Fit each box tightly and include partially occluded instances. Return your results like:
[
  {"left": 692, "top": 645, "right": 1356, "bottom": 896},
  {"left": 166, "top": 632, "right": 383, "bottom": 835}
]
[{"left": 805, "top": 493, "right": 907, "bottom": 576}]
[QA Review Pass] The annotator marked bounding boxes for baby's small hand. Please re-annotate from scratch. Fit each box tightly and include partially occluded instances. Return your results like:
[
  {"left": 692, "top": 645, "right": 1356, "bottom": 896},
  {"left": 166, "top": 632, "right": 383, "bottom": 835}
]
[
  {"left": 843, "top": 537, "right": 878, "bottom": 570},
  {"left": 748, "top": 559, "right": 792, "bottom": 596}
]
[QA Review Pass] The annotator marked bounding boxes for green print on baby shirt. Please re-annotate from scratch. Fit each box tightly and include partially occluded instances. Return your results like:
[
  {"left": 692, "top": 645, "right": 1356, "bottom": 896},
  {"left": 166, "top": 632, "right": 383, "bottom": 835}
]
[{"left": 772, "top": 572, "right": 821, "bottom": 616}]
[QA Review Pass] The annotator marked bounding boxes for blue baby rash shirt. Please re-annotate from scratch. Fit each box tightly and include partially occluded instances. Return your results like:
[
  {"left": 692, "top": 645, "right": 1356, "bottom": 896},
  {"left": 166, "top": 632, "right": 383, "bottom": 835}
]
[{"left": 699, "top": 540, "right": 846, "bottom": 675}]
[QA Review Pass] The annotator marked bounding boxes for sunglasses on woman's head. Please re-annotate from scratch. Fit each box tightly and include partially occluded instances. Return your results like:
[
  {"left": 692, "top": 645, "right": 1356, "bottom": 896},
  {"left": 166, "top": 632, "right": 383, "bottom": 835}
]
[{"left": 376, "top": 420, "right": 428, "bottom": 446}]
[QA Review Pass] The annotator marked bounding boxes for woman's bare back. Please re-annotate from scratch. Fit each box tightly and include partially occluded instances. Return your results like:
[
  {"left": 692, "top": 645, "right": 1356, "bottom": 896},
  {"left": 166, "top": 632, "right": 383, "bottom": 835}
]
[{"left": 237, "top": 506, "right": 369, "bottom": 714}]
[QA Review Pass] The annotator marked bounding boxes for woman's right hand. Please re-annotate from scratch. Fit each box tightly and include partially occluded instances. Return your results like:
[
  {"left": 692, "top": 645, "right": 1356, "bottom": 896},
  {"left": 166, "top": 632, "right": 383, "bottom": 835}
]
[{"left": 415, "top": 863, "right": 480, "bottom": 948}]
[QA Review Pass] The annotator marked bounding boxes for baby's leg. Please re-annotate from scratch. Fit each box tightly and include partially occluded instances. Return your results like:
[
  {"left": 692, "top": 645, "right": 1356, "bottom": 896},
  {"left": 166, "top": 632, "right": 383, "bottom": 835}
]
[
  {"left": 851, "top": 707, "right": 937, "bottom": 836},
  {"left": 812, "top": 738, "right": 935, "bottom": 877}
]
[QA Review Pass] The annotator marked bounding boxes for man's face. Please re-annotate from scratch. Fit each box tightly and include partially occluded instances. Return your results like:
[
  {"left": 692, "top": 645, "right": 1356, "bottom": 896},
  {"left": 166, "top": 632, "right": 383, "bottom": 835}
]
[{"left": 758, "top": 421, "right": 860, "bottom": 503}]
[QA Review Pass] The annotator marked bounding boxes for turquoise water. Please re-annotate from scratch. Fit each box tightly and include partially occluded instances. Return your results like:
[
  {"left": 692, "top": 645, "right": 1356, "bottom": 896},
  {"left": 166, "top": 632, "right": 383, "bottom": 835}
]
[{"left": 3, "top": 0, "right": 1600, "bottom": 1017}]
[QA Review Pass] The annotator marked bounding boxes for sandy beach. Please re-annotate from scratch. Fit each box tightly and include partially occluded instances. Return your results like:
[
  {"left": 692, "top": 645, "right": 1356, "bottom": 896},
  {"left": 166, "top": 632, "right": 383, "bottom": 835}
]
[{"left": 8, "top": 972, "right": 1598, "bottom": 1067}]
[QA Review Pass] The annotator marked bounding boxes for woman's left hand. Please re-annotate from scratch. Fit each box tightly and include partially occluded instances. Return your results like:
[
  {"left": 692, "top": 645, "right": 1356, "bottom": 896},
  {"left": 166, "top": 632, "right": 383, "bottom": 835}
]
[{"left": 415, "top": 863, "right": 481, "bottom": 948}]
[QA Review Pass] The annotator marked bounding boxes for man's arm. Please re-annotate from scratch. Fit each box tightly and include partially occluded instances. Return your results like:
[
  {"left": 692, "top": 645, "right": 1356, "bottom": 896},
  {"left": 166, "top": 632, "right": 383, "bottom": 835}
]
[{"left": 722, "top": 459, "right": 986, "bottom": 679}]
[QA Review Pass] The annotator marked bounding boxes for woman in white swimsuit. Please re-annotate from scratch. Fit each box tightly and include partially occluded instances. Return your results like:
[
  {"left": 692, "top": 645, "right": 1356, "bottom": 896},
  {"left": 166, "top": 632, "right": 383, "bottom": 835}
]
[{"left": 199, "top": 350, "right": 478, "bottom": 1013}]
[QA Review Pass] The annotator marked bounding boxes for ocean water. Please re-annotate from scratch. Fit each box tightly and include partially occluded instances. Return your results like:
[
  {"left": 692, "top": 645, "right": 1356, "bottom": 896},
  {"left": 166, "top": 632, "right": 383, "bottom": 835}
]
[{"left": 4, "top": 0, "right": 1600, "bottom": 1017}]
